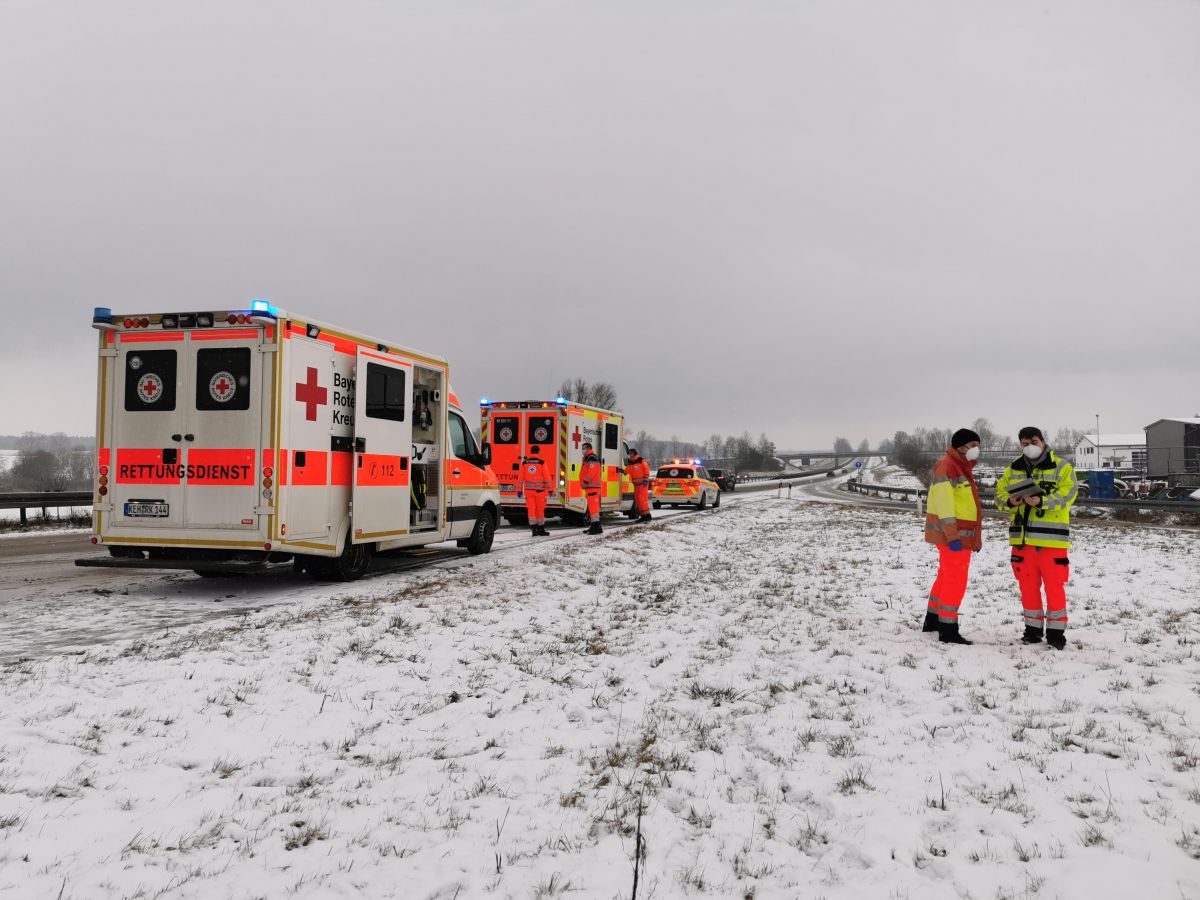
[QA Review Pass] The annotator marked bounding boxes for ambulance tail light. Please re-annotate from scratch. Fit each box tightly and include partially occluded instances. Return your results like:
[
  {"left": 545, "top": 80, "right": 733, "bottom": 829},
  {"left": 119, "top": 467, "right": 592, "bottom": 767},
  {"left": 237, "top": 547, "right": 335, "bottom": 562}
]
[
  {"left": 90, "top": 536, "right": 101, "bottom": 545},
  {"left": 98, "top": 485, "right": 108, "bottom": 496}
]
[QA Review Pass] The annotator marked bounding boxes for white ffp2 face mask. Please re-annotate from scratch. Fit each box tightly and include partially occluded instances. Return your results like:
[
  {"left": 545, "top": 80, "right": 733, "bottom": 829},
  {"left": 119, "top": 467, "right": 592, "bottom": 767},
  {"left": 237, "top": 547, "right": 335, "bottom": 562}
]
[
  {"left": 1023, "top": 444, "right": 1043, "bottom": 459},
  {"left": 964, "top": 446, "right": 981, "bottom": 461}
]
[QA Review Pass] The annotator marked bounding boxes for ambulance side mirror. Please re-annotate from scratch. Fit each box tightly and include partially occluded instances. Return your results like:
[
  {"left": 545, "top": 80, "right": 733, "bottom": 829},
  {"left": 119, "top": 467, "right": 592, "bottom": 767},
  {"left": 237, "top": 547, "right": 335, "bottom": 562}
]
[{"left": 480, "top": 442, "right": 492, "bottom": 467}]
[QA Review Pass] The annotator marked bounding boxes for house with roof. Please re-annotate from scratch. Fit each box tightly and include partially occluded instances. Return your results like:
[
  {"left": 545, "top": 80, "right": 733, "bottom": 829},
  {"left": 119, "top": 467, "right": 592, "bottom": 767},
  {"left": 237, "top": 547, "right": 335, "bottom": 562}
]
[
  {"left": 1073, "top": 432, "right": 1146, "bottom": 471},
  {"left": 1144, "top": 417, "right": 1200, "bottom": 478}
]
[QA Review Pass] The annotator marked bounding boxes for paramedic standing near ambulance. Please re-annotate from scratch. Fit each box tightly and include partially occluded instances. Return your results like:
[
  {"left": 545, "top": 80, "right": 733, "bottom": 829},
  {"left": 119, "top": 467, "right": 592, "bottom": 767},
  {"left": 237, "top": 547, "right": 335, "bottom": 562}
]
[
  {"left": 923, "top": 428, "right": 983, "bottom": 645},
  {"left": 995, "top": 427, "right": 1077, "bottom": 650},
  {"left": 521, "top": 445, "right": 552, "bottom": 537},
  {"left": 626, "top": 448, "right": 652, "bottom": 522},
  {"left": 579, "top": 441, "right": 603, "bottom": 535}
]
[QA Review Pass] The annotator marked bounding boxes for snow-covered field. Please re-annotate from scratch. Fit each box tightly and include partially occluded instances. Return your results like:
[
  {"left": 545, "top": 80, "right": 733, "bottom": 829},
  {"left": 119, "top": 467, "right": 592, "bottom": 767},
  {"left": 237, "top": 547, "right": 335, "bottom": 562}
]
[
  {"left": 867, "top": 464, "right": 922, "bottom": 490},
  {"left": 2, "top": 500, "right": 1199, "bottom": 899}
]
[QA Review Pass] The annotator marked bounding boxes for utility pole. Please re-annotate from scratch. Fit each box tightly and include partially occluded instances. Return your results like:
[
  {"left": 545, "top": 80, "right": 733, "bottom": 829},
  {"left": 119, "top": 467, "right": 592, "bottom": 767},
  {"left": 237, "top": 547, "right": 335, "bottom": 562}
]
[{"left": 1095, "top": 413, "right": 1101, "bottom": 469}]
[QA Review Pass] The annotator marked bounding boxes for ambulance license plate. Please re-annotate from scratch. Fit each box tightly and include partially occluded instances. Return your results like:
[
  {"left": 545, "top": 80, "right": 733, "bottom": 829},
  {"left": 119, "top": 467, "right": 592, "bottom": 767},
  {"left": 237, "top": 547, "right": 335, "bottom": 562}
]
[
  {"left": 500, "top": 484, "right": 516, "bottom": 493},
  {"left": 124, "top": 502, "right": 169, "bottom": 518}
]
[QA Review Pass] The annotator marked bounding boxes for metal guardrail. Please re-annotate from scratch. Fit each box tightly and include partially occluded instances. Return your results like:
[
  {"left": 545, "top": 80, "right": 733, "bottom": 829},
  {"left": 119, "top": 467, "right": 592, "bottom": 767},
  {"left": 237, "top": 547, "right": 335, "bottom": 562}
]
[
  {"left": 845, "top": 480, "right": 1200, "bottom": 512},
  {"left": 0, "top": 491, "right": 93, "bottom": 526}
]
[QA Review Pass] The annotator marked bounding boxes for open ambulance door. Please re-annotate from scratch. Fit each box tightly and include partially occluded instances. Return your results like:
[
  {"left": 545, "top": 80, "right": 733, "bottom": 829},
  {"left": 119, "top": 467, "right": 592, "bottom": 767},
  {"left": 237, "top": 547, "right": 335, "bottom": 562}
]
[{"left": 351, "top": 349, "right": 412, "bottom": 543}]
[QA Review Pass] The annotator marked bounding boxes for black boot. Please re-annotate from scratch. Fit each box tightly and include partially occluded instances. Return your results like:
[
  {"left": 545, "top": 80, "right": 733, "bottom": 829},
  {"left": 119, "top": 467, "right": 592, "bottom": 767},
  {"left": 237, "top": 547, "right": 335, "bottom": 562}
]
[
  {"left": 1021, "top": 626, "right": 1043, "bottom": 644},
  {"left": 538, "top": 526, "right": 550, "bottom": 536},
  {"left": 639, "top": 514, "right": 652, "bottom": 523},
  {"left": 531, "top": 526, "right": 540, "bottom": 537},
  {"left": 938, "top": 622, "right": 973, "bottom": 645},
  {"left": 922, "top": 612, "right": 938, "bottom": 633},
  {"left": 587, "top": 522, "right": 603, "bottom": 535},
  {"left": 1046, "top": 631, "right": 1066, "bottom": 650}
]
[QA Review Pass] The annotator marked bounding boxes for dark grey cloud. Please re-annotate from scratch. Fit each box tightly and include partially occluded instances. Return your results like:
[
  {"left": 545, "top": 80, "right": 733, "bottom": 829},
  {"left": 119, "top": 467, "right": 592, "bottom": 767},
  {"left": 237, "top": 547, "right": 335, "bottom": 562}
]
[{"left": 2, "top": 1, "right": 1197, "bottom": 447}]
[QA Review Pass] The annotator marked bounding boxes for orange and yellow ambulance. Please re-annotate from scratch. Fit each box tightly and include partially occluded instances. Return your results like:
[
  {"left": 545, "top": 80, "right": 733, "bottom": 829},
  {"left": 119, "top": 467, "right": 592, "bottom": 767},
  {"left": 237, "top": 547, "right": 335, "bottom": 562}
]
[
  {"left": 480, "top": 399, "right": 634, "bottom": 526},
  {"left": 79, "top": 302, "right": 500, "bottom": 581}
]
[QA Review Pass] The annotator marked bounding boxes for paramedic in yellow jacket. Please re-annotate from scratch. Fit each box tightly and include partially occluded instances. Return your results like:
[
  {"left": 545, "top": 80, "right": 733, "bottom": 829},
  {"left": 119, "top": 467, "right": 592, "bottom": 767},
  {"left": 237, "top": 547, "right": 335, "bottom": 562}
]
[
  {"left": 995, "top": 426, "right": 1077, "bottom": 650},
  {"left": 923, "top": 428, "right": 982, "bottom": 645}
]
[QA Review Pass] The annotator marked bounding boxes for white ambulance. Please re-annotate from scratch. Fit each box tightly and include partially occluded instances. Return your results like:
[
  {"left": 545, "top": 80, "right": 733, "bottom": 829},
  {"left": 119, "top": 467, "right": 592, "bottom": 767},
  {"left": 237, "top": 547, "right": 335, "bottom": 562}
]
[
  {"left": 480, "top": 399, "right": 634, "bottom": 525},
  {"left": 78, "top": 302, "right": 500, "bottom": 580}
]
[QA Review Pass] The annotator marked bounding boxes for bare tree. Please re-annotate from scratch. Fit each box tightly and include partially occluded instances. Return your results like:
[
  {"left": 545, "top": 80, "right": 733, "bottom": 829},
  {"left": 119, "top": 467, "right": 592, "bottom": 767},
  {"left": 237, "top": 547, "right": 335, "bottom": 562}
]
[
  {"left": 556, "top": 378, "right": 619, "bottom": 410},
  {"left": 833, "top": 437, "right": 853, "bottom": 454}
]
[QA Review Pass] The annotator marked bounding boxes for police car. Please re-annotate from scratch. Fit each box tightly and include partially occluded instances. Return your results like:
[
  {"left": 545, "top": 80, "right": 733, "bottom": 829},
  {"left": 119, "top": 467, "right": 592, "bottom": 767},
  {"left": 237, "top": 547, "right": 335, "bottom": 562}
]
[{"left": 651, "top": 460, "right": 721, "bottom": 510}]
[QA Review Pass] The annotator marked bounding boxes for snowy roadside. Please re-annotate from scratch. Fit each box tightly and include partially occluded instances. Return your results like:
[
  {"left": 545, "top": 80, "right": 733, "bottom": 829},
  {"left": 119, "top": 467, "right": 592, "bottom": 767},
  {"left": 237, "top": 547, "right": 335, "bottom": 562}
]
[
  {"left": 865, "top": 465, "right": 922, "bottom": 490},
  {"left": 1, "top": 501, "right": 1199, "bottom": 899}
]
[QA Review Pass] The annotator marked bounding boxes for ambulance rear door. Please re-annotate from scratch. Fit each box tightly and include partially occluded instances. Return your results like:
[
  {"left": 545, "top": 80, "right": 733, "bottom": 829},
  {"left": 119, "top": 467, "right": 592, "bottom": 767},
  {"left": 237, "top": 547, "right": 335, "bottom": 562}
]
[
  {"left": 351, "top": 349, "right": 412, "bottom": 543},
  {"left": 488, "top": 410, "right": 523, "bottom": 501},
  {"left": 600, "top": 417, "right": 623, "bottom": 508},
  {"left": 110, "top": 331, "right": 189, "bottom": 529},
  {"left": 182, "top": 328, "right": 264, "bottom": 529}
]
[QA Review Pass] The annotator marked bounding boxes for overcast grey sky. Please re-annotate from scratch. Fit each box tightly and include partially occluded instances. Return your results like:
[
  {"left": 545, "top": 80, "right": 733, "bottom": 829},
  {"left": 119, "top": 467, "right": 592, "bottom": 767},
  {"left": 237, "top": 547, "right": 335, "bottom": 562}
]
[{"left": 2, "top": 1, "right": 1197, "bottom": 449}]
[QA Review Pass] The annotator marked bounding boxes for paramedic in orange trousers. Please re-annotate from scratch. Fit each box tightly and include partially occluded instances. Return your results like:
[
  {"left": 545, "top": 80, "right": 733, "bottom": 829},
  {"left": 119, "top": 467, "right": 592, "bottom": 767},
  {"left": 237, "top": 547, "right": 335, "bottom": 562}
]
[
  {"left": 923, "top": 428, "right": 983, "bottom": 645},
  {"left": 579, "top": 442, "right": 603, "bottom": 535},
  {"left": 626, "top": 448, "right": 652, "bottom": 522},
  {"left": 521, "top": 445, "right": 552, "bottom": 537}
]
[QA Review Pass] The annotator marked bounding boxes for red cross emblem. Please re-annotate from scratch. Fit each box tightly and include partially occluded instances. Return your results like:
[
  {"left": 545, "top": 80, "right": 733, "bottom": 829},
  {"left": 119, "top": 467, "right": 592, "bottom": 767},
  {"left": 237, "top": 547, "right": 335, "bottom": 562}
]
[
  {"left": 143, "top": 379, "right": 158, "bottom": 397},
  {"left": 214, "top": 378, "right": 230, "bottom": 396},
  {"left": 572, "top": 426, "right": 582, "bottom": 449},
  {"left": 295, "top": 367, "right": 328, "bottom": 421}
]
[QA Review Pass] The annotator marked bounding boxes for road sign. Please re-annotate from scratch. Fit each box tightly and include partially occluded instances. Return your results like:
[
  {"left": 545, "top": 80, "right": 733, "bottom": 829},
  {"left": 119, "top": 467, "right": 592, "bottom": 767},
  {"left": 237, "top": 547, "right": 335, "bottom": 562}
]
[{"left": 855, "top": 462, "right": 862, "bottom": 469}]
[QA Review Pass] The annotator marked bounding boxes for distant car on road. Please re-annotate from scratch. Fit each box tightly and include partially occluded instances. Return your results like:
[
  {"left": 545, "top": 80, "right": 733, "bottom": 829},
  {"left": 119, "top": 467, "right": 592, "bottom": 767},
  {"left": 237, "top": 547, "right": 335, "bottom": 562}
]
[{"left": 708, "top": 469, "right": 736, "bottom": 492}]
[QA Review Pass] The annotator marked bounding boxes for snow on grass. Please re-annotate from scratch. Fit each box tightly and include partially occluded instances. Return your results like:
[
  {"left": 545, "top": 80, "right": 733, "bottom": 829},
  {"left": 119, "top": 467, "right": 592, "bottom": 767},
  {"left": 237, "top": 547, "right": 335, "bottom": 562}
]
[
  {"left": 1, "top": 501, "right": 1199, "bottom": 899},
  {"left": 867, "top": 465, "right": 922, "bottom": 490}
]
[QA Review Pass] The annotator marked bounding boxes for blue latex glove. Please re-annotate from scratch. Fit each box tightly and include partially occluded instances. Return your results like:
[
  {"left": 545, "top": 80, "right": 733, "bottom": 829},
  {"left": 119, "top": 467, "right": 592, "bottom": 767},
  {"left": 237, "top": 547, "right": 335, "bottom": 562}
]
[{"left": 948, "top": 539, "right": 964, "bottom": 552}]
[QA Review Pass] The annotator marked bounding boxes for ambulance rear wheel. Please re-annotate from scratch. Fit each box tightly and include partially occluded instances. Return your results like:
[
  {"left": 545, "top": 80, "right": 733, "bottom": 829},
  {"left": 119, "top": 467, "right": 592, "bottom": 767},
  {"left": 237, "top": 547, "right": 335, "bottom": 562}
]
[
  {"left": 311, "top": 537, "right": 372, "bottom": 582},
  {"left": 465, "top": 509, "right": 496, "bottom": 555}
]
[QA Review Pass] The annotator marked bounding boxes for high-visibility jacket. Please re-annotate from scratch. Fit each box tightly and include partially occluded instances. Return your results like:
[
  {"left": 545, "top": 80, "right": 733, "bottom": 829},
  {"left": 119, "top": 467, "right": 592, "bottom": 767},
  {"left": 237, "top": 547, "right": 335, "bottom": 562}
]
[
  {"left": 996, "top": 448, "right": 1077, "bottom": 549},
  {"left": 580, "top": 452, "right": 602, "bottom": 493},
  {"left": 521, "top": 456, "right": 552, "bottom": 493},
  {"left": 626, "top": 458, "right": 650, "bottom": 487},
  {"left": 923, "top": 447, "right": 981, "bottom": 550}
]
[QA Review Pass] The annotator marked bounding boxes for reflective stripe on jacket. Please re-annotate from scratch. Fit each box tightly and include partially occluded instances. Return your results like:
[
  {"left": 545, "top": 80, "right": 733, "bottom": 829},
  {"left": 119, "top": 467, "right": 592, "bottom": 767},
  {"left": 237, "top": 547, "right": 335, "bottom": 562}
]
[
  {"left": 924, "top": 447, "right": 981, "bottom": 550},
  {"left": 995, "top": 448, "right": 1076, "bottom": 549},
  {"left": 521, "top": 457, "right": 552, "bottom": 493},
  {"left": 626, "top": 459, "right": 650, "bottom": 487},
  {"left": 579, "top": 452, "right": 602, "bottom": 492}
]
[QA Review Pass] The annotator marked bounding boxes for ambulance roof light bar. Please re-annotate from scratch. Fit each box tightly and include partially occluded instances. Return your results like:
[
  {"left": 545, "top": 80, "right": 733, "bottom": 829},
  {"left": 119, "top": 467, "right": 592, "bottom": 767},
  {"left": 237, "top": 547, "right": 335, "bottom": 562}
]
[
  {"left": 555, "top": 396, "right": 567, "bottom": 404},
  {"left": 249, "top": 299, "right": 278, "bottom": 326},
  {"left": 92, "top": 307, "right": 116, "bottom": 331}
]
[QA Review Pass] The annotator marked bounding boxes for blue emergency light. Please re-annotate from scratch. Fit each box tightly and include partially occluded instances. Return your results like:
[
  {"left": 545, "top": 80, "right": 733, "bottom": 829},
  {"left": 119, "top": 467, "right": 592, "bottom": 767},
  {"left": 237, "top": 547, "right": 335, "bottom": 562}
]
[
  {"left": 481, "top": 397, "right": 490, "bottom": 405},
  {"left": 555, "top": 396, "right": 567, "bottom": 404},
  {"left": 251, "top": 299, "right": 279, "bottom": 316}
]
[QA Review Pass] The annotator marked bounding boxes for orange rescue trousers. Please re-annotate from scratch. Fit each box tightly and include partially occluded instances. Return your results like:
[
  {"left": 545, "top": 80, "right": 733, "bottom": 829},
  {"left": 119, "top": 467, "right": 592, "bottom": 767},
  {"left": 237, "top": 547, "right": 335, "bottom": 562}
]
[
  {"left": 525, "top": 490, "right": 547, "bottom": 527},
  {"left": 928, "top": 545, "right": 971, "bottom": 624},
  {"left": 634, "top": 485, "right": 650, "bottom": 516},
  {"left": 585, "top": 490, "right": 601, "bottom": 523},
  {"left": 1011, "top": 546, "right": 1069, "bottom": 632}
]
